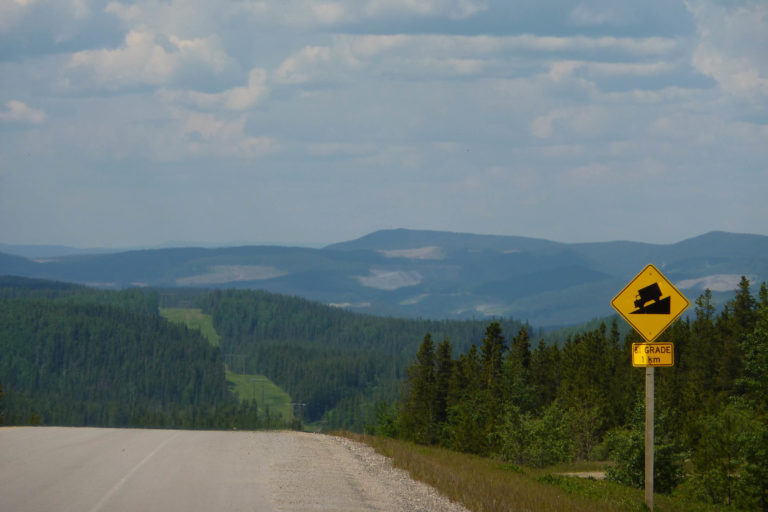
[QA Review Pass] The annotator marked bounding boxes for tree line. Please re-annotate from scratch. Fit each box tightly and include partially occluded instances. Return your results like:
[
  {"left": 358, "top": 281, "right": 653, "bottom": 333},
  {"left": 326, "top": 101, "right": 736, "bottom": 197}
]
[
  {"left": 0, "top": 277, "right": 286, "bottom": 430},
  {"left": 391, "top": 277, "right": 768, "bottom": 510},
  {"left": 199, "top": 288, "right": 526, "bottom": 430}
]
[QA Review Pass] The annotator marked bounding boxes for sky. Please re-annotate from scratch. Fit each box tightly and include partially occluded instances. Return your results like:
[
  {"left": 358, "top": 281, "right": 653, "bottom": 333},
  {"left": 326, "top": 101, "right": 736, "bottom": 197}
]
[{"left": 0, "top": 0, "right": 767, "bottom": 249}]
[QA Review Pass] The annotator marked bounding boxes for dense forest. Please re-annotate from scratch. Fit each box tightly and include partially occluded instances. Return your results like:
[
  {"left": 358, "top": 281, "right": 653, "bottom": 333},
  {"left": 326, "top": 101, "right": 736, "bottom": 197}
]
[
  {"left": 0, "top": 277, "right": 526, "bottom": 431},
  {"left": 0, "top": 277, "right": 276, "bottom": 429},
  {"left": 199, "top": 288, "right": 526, "bottom": 430},
  {"left": 3, "top": 273, "right": 766, "bottom": 508},
  {"left": 390, "top": 277, "right": 768, "bottom": 510}
]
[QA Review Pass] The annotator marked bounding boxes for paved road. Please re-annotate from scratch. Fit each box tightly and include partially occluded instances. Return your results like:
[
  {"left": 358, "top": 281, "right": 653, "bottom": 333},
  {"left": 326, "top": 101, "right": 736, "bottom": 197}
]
[{"left": 0, "top": 427, "right": 469, "bottom": 512}]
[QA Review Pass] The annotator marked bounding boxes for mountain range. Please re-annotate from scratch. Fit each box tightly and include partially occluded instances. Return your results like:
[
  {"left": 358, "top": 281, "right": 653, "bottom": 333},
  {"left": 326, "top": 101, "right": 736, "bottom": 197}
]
[{"left": 2, "top": 229, "right": 767, "bottom": 327}]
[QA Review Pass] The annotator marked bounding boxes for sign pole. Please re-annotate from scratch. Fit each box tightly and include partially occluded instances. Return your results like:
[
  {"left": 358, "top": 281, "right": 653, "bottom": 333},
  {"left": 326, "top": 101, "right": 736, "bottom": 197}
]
[
  {"left": 645, "top": 366, "right": 655, "bottom": 510},
  {"left": 612, "top": 263, "right": 689, "bottom": 512}
]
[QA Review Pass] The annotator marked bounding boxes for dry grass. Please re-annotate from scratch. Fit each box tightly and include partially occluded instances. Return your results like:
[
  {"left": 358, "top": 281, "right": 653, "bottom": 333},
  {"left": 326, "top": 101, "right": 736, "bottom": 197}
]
[{"left": 337, "top": 433, "right": 730, "bottom": 512}]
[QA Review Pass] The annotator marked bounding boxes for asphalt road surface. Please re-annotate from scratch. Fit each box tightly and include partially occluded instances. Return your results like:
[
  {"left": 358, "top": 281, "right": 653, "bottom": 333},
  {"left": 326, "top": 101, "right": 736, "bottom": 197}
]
[{"left": 0, "top": 427, "right": 469, "bottom": 512}]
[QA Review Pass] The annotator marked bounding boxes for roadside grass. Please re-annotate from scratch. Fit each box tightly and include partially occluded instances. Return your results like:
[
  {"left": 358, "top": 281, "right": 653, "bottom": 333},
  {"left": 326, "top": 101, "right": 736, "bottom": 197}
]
[
  {"left": 161, "top": 307, "right": 294, "bottom": 422},
  {"left": 160, "top": 308, "right": 220, "bottom": 346},
  {"left": 337, "top": 433, "right": 730, "bottom": 512}
]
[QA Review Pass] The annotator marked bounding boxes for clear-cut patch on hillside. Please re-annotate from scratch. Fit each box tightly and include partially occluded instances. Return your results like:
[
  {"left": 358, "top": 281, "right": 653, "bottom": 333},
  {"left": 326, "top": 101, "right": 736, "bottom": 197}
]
[
  {"left": 400, "top": 293, "right": 429, "bottom": 305},
  {"left": 675, "top": 274, "right": 748, "bottom": 292},
  {"left": 356, "top": 269, "right": 423, "bottom": 290},
  {"left": 378, "top": 246, "right": 445, "bottom": 260},
  {"left": 176, "top": 265, "right": 286, "bottom": 285}
]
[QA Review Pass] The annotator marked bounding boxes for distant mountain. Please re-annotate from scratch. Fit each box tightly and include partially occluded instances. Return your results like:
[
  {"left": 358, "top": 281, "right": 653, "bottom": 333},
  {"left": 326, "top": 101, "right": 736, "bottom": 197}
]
[
  {"left": 2, "top": 229, "right": 766, "bottom": 327},
  {"left": 0, "top": 244, "right": 122, "bottom": 259}
]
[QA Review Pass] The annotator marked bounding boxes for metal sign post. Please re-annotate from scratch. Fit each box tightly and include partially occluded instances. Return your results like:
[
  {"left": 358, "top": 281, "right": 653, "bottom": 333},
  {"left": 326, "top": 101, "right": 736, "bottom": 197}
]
[{"left": 645, "top": 366, "right": 654, "bottom": 510}]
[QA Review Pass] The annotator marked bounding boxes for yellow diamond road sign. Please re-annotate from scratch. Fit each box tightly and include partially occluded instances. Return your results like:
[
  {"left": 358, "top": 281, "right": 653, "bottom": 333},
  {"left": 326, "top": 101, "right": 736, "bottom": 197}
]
[{"left": 612, "top": 264, "right": 690, "bottom": 342}]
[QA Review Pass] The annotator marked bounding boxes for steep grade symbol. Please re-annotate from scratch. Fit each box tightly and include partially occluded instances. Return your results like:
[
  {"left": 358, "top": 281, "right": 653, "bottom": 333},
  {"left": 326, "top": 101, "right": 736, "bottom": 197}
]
[{"left": 630, "top": 282, "right": 671, "bottom": 314}]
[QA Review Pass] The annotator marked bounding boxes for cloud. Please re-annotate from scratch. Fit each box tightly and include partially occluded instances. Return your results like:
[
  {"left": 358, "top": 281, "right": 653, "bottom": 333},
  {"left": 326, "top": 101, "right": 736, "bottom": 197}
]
[
  {"left": 0, "top": 0, "right": 125, "bottom": 61},
  {"left": 364, "top": 0, "right": 487, "bottom": 19},
  {"left": 530, "top": 106, "right": 610, "bottom": 140},
  {"left": 686, "top": 0, "right": 768, "bottom": 98},
  {"left": 161, "top": 68, "right": 269, "bottom": 111},
  {"left": 0, "top": 100, "right": 46, "bottom": 124},
  {"left": 65, "top": 29, "right": 236, "bottom": 91},
  {"left": 568, "top": 4, "right": 622, "bottom": 27},
  {"left": 270, "top": 32, "right": 680, "bottom": 88},
  {"left": 171, "top": 110, "right": 276, "bottom": 159},
  {"left": 274, "top": 45, "right": 332, "bottom": 84},
  {"left": 228, "top": 0, "right": 487, "bottom": 27}
]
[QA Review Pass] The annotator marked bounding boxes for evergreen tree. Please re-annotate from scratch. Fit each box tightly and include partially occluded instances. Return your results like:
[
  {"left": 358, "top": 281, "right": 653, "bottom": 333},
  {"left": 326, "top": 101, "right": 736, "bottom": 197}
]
[
  {"left": 399, "top": 333, "right": 437, "bottom": 444},
  {"left": 480, "top": 322, "right": 506, "bottom": 449},
  {"left": 528, "top": 340, "right": 561, "bottom": 412},
  {"left": 505, "top": 326, "right": 533, "bottom": 413},
  {"left": 447, "top": 344, "right": 487, "bottom": 454},
  {"left": 434, "top": 338, "right": 453, "bottom": 427},
  {"left": 733, "top": 276, "right": 758, "bottom": 334},
  {"left": 480, "top": 322, "right": 506, "bottom": 391}
]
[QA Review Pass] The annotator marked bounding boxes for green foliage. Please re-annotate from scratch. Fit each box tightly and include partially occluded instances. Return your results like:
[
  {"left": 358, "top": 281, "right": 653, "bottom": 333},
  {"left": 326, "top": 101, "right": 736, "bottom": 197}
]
[
  {"left": 399, "top": 334, "right": 438, "bottom": 444},
  {"left": 389, "top": 278, "right": 768, "bottom": 510},
  {"left": 201, "top": 288, "right": 524, "bottom": 429},
  {"left": 498, "top": 400, "right": 573, "bottom": 467},
  {"left": 604, "top": 400, "right": 685, "bottom": 494},
  {"left": 0, "top": 283, "right": 284, "bottom": 430},
  {"left": 680, "top": 404, "right": 768, "bottom": 510}
]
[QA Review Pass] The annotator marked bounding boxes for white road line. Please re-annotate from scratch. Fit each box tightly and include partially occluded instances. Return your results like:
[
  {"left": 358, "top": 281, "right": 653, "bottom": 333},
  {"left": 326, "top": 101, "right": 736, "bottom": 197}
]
[{"left": 87, "top": 432, "right": 179, "bottom": 512}]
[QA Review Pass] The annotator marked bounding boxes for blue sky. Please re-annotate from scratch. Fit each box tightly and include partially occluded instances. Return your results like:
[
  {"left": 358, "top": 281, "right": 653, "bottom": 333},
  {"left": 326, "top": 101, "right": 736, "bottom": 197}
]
[{"left": 1, "top": 0, "right": 766, "bottom": 248}]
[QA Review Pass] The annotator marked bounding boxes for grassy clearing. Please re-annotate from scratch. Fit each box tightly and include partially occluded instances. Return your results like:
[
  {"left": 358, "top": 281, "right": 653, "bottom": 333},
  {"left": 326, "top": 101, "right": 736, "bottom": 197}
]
[
  {"left": 338, "top": 433, "right": 730, "bottom": 512},
  {"left": 160, "top": 308, "right": 220, "bottom": 346},
  {"left": 161, "top": 307, "right": 294, "bottom": 421},
  {"left": 225, "top": 370, "right": 293, "bottom": 420}
]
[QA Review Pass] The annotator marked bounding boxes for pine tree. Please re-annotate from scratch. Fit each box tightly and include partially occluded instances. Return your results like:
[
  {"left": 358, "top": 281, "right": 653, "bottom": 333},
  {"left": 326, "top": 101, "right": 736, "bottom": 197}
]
[
  {"left": 506, "top": 326, "right": 533, "bottom": 413},
  {"left": 447, "top": 344, "right": 487, "bottom": 454},
  {"left": 481, "top": 322, "right": 506, "bottom": 390},
  {"left": 480, "top": 322, "right": 506, "bottom": 448},
  {"left": 399, "top": 333, "right": 437, "bottom": 444},
  {"left": 434, "top": 338, "right": 453, "bottom": 427}
]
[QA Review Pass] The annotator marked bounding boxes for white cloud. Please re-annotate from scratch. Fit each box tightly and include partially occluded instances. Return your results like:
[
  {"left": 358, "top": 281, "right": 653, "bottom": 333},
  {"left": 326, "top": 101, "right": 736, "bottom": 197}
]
[
  {"left": 530, "top": 111, "right": 560, "bottom": 139},
  {"left": 0, "top": 100, "right": 46, "bottom": 124},
  {"left": 270, "top": 33, "right": 679, "bottom": 88},
  {"left": 687, "top": 0, "right": 768, "bottom": 98},
  {"left": 65, "top": 29, "right": 235, "bottom": 90},
  {"left": 226, "top": 0, "right": 486, "bottom": 27},
  {"left": 530, "top": 107, "right": 609, "bottom": 140},
  {"left": 172, "top": 110, "right": 276, "bottom": 159},
  {"left": 364, "top": 0, "right": 487, "bottom": 19},
  {"left": 1, "top": 0, "right": 91, "bottom": 30},
  {"left": 275, "top": 45, "right": 331, "bottom": 84},
  {"left": 310, "top": 2, "right": 347, "bottom": 24},
  {"left": 161, "top": 68, "right": 269, "bottom": 111},
  {"left": 568, "top": 4, "right": 620, "bottom": 27}
]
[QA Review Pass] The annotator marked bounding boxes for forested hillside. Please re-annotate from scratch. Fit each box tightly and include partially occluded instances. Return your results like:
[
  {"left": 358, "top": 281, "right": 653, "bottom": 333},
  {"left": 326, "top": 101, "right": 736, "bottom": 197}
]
[
  {"left": 0, "top": 277, "right": 268, "bottom": 429},
  {"left": 199, "top": 289, "right": 526, "bottom": 430},
  {"left": 0, "top": 278, "right": 527, "bottom": 431},
  {"left": 391, "top": 277, "right": 768, "bottom": 510}
]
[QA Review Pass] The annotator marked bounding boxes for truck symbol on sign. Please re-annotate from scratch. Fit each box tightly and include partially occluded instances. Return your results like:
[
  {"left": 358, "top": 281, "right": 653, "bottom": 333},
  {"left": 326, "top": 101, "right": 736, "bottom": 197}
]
[{"left": 631, "top": 283, "right": 671, "bottom": 315}]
